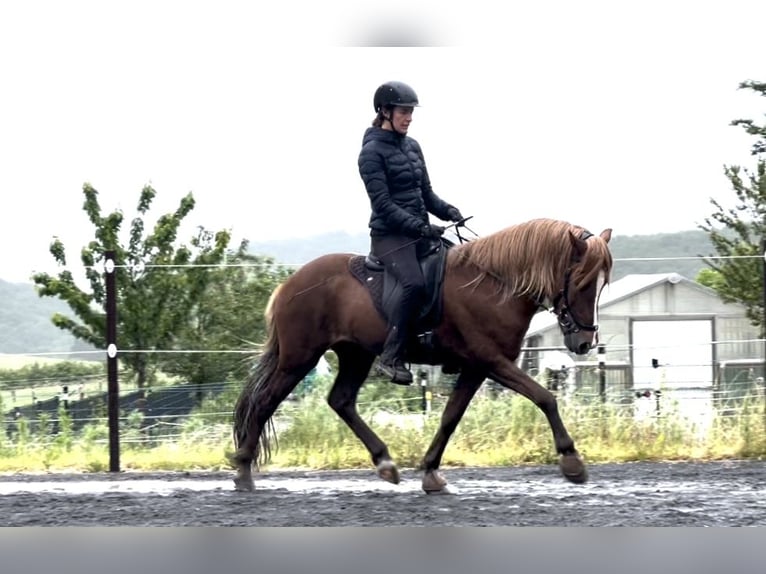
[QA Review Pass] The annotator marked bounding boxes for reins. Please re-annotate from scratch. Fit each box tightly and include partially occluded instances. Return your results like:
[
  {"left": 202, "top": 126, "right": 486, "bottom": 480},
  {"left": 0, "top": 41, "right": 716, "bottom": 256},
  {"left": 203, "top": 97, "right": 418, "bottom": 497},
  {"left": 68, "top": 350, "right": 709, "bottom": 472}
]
[{"left": 373, "top": 216, "right": 477, "bottom": 260}]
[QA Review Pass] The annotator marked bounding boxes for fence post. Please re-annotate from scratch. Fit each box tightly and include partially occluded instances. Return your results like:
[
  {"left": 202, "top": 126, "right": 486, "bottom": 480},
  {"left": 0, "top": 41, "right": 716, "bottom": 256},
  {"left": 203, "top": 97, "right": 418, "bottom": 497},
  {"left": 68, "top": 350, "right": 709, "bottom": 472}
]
[
  {"left": 105, "top": 251, "right": 120, "bottom": 473},
  {"left": 598, "top": 343, "right": 606, "bottom": 402},
  {"left": 762, "top": 238, "right": 766, "bottom": 431},
  {"left": 418, "top": 368, "right": 428, "bottom": 414}
]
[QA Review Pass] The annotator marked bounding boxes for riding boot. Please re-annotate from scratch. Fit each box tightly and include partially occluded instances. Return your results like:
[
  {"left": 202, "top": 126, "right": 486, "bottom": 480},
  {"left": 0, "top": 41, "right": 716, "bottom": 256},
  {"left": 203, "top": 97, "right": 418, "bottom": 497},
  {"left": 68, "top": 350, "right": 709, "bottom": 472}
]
[{"left": 378, "top": 325, "right": 414, "bottom": 385}]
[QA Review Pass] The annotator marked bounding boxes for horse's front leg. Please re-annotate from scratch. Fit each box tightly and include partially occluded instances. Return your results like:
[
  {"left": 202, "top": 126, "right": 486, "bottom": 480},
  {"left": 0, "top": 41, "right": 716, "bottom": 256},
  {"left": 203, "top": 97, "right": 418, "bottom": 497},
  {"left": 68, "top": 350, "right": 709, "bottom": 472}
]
[
  {"left": 420, "top": 368, "right": 485, "bottom": 494},
  {"left": 489, "top": 361, "right": 587, "bottom": 484},
  {"left": 327, "top": 345, "right": 401, "bottom": 483}
]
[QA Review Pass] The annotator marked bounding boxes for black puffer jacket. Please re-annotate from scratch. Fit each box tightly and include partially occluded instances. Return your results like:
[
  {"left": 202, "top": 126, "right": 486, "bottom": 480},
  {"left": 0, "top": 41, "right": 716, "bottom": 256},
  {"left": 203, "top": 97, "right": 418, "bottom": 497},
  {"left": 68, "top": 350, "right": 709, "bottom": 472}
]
[{"left": 358, "top": 126, "right": 456, "bottom": 237}]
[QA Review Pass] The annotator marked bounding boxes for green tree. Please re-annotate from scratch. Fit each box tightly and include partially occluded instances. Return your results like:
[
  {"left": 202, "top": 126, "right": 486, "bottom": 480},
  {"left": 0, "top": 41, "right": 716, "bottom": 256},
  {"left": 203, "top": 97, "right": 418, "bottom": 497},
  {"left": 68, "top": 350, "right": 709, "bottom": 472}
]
[
  {"left": 32, "top": 183, "right": 231, "bottom": 388},
  {"left": 157, "top": 239, "right": 291, "bottom": 397},
  {"left": 695, "top": 267, "right": 727, "bottom": 292},
  {"left": 699, "top": 80, "right": 766, "bottom": 332}
]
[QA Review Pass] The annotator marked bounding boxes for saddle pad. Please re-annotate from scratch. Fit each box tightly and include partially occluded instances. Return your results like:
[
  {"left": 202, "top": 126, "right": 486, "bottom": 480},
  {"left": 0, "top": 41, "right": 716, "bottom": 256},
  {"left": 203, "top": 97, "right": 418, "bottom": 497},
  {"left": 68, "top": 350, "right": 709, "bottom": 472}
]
[{"left": 349, "top": 255, "right": 387, "bottom": 320}]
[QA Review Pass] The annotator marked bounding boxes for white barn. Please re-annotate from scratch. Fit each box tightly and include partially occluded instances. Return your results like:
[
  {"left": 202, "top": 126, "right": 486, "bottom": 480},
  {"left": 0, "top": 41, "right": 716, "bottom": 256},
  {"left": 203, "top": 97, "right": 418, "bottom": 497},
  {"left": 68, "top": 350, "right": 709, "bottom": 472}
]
[{"left": 521, "top": 273, "right": 763, "bottom": 421}]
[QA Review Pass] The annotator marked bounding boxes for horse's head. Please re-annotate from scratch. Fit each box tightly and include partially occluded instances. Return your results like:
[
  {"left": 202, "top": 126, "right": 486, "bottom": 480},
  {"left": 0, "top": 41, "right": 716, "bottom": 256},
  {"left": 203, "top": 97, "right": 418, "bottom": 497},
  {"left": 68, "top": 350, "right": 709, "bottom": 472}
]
[
  {"left": 553, "top": 227, "right": 613, "bottom": 355},
  {"left": 447, "top": 218, "right": 614, "bottom": 355}
]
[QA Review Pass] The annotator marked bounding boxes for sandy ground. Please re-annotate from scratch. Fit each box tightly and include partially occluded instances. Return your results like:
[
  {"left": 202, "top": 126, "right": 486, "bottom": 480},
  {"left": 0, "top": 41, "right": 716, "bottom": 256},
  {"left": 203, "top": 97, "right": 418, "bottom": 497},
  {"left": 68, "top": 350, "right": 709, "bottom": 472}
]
[{"left": 0, "top": 459, "right": 764, "bottom": 526}]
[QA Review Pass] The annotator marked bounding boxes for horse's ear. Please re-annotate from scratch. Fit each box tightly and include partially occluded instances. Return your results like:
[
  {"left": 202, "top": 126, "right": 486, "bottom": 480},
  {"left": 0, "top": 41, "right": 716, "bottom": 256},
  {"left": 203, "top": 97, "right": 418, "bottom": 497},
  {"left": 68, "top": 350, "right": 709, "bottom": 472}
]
[
  {"left": 600, "top": 228, "right": 612, "bottom": 243},
  {"left": 568, "top": 230, "right": 588, "bottom": 257}
]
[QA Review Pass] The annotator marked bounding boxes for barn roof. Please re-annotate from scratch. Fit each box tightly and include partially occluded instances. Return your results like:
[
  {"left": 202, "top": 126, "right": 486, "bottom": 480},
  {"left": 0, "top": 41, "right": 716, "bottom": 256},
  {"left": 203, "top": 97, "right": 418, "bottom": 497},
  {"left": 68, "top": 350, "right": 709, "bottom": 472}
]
[{"left": 525, "top": 272, "right": 715, "bottom": 336}]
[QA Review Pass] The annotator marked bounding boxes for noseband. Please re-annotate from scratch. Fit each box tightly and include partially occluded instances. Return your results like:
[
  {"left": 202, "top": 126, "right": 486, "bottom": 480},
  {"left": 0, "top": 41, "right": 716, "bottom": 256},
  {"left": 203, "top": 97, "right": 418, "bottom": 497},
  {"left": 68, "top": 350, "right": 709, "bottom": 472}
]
[{"left": 551, "top": 268, "right": 599, "bottom": 334}]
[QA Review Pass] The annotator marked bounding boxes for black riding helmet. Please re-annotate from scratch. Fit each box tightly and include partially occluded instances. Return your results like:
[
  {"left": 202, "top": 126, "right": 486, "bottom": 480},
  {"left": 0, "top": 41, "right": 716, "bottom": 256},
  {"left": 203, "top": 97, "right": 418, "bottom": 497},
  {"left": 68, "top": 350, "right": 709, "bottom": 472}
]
[{"left": 373, "top": 81, "right": 420, "bottom": 112}]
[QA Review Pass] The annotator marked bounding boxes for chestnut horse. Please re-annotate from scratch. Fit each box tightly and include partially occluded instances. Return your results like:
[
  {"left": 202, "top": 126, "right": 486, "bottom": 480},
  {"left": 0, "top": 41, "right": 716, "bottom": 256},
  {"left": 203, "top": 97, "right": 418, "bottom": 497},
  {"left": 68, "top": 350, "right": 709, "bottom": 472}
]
[{"left": 233, "top": 218, "right": 613, "bottom": 493}]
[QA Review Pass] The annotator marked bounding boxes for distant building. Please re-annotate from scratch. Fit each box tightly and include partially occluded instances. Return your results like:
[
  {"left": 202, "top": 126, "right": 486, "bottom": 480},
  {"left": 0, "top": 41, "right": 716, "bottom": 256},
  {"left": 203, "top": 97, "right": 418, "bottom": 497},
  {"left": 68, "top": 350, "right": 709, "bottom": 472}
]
[{"left": 522, "top": 273, "right": 764, "bottom": 426}]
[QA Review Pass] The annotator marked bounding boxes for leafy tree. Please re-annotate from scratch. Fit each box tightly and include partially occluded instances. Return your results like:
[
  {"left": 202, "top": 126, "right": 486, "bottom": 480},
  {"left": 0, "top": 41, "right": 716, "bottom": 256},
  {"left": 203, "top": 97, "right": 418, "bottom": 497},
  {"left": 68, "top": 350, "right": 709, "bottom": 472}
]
[
  {"left": 32, "top": 183, "right": 231, "bottom": 388},
  {"left": 699, "top": 80, "right": 766, "bottom": 332},
  {"left": 157, "top": 239, "right": 291, "bottom": 397},
  {"left": 695, "top": 267, "right": 727, "bottom": 292}
]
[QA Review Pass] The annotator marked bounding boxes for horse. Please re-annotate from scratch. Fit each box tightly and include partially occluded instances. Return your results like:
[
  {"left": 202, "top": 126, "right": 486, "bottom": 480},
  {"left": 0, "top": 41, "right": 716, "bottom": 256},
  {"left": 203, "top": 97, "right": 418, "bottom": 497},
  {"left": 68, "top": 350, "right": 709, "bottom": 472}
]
[{"left": 232, "top": 217, "right": 613, "bottom": 493}]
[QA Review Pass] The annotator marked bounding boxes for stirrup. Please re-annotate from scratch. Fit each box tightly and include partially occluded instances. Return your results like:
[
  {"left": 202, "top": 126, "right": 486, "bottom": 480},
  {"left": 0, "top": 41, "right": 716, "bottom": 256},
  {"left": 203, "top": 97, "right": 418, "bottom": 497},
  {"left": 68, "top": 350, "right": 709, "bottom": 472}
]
[{"left": 377, "top": 359, "right": 413, "bottom": 385}]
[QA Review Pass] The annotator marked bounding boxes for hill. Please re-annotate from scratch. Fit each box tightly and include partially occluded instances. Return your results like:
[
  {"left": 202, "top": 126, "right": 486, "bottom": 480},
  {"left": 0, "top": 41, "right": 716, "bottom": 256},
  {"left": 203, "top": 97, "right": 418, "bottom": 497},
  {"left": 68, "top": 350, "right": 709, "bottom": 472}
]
[
  {"left": 0, "top": 279, "right": 97, "bottom": 358},
  {"left": 2, "top": 228, "right": 717, "bottom": 355},
  {"left": 248, "top": 231, "right": 370, "bottom": 265},
  {"left": 608, "top": 229, "right": 716, "bottom": 280},
  {"left": 248, "top": 228, "right": 717, "bottom": 282}
]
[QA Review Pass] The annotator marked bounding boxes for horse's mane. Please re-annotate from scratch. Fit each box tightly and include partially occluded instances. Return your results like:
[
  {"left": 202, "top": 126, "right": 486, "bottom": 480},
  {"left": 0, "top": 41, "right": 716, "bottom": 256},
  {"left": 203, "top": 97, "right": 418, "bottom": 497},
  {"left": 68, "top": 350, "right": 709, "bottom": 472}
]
[{"left": 448, "top": 218, "right": 612, "bottom": 301}]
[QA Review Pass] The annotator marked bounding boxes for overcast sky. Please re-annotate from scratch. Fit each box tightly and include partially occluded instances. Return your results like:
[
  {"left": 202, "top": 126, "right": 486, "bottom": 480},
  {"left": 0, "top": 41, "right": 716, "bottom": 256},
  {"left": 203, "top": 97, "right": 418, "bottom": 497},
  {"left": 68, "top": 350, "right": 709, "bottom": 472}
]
[{"left": 1, "top": 1, "right": 765, "bottom": 283}]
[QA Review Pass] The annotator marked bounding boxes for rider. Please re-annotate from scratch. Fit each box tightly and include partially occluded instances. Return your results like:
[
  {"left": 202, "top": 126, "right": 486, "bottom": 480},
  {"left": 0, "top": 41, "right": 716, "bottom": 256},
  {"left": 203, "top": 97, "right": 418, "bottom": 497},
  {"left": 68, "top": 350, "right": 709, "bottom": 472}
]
[{"left": 358, "top": 80, "right": 464, "bottom": 385}]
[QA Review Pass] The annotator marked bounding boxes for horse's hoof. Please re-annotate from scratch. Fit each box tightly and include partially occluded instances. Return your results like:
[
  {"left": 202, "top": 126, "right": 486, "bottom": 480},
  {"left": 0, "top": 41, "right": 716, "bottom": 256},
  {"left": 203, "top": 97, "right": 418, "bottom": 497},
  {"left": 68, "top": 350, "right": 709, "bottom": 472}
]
[
  {"left": 560, "top": 452, "right": 588, "bottom": 484},
  {"left": 425, "top": 484, "right": 458, "bottom": 495},
  {"left": 233, "top": 477, "right": 255, "bottom": 492},
  {"left": 376, "top": 459, "right": 400, "bottom": 484},
  {"left": 422, "top": 470, "right": 456, "bottom": 494}
]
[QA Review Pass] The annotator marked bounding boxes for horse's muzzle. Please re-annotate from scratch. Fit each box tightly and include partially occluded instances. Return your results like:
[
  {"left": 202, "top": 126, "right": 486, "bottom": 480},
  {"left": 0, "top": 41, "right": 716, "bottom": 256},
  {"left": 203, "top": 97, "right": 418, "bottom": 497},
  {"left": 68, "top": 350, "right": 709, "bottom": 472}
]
[{"left": 564, "top": 333, "right": 594, "bottom": 355}]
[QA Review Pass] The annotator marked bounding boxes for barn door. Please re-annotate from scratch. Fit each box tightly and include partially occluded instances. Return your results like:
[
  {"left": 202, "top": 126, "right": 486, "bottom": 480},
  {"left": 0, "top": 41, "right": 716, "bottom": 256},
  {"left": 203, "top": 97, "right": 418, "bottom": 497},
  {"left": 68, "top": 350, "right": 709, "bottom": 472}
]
[{"left": 631, "top": 319, "right": 713, "bottom": 389}]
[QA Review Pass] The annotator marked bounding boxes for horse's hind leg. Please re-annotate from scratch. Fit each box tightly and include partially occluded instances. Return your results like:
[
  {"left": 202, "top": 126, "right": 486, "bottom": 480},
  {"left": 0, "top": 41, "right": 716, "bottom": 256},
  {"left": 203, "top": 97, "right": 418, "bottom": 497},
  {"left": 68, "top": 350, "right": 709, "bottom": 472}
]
[
  {"left": 327, "top": 343, "right": 400, "bottom": 484},
  {"left": 233, "top": 357, "right": 318, "bottom": 492},
  {"left": 420, "top": 368, "right": 485, "bottom": 494}
]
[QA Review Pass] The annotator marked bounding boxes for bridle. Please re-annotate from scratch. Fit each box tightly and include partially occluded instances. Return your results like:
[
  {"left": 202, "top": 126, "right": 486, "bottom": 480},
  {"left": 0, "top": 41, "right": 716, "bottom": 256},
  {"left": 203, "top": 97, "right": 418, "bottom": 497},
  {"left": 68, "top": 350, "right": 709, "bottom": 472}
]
[
  {"left": 548, "top": 230, "right": 599, "bottom": 335},
  {"left": 551, "top": 268, "right": 599, "bottom": 334}
]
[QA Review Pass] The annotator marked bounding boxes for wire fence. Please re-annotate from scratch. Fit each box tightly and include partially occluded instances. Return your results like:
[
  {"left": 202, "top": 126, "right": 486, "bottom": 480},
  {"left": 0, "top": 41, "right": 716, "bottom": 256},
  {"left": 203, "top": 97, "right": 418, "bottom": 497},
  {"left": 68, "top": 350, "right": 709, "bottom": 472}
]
[
  {"left": 4, "top": 249, "right": 766, "bottom": 454},
  {"left": 2, "top": 341, "right": 765, "bottom": 450},
  {"left": 68, "top": 252, "right": 766, "bottom": 275}
]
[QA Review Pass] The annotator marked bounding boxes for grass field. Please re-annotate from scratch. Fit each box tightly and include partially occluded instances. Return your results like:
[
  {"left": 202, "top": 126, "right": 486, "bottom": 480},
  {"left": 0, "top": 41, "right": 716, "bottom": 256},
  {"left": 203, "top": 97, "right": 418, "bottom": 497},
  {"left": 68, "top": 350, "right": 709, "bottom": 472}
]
[
  {"left": 0, "top": 354, "right": 84, "bottom": 369},
  {"left": 0, "top": 354, "right": 115, "bottom": 410},
  {"left": 2, "top": 355, "right": 79, "bottom": 408}
]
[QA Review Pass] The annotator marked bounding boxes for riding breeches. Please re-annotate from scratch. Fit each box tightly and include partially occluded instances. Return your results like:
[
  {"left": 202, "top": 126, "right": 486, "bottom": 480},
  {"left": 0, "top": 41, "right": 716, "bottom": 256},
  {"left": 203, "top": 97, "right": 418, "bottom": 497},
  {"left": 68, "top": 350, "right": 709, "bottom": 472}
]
[{"left": 370, "top": 234, "right": 428, "bottom": 356}]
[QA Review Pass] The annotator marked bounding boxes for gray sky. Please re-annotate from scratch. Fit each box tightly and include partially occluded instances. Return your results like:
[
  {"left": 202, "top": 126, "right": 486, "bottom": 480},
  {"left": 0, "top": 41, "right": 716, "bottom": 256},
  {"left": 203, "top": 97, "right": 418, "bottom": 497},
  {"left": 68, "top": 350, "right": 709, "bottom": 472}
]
[{"left": 2, "top": 1, "right": 765, "bottom": 283}]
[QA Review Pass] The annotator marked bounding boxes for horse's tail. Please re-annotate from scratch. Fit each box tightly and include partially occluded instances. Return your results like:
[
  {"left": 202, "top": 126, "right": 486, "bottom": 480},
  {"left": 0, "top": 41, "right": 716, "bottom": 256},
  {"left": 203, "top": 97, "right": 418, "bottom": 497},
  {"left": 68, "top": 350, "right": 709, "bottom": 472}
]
[
  {"left": 233, "top": 284, "right": 283, "bottom": 466},
  {"left": 264, "top": 282, "right": 283, "bottom": 326}
]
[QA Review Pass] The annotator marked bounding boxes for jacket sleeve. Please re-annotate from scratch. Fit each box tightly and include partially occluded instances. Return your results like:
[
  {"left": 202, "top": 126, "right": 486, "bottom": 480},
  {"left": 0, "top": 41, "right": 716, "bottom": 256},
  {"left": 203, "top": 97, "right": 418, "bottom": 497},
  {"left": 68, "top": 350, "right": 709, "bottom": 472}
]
[
  {"left": 413, "top": 141, "right": 456, "bottom": 221},
  {"left": 358, "top": 146, "right": 425, "bottom": 237}
]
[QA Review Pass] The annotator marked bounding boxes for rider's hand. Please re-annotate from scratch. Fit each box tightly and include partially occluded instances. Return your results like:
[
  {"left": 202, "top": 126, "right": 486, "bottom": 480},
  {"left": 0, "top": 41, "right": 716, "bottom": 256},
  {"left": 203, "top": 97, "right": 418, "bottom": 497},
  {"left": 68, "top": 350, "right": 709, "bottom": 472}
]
[
  {"left": 447, "top": 207, "right": 464, "bottom": 223},
  {"left": 421, "top": 223, "right": 445, "bottom": 239}
]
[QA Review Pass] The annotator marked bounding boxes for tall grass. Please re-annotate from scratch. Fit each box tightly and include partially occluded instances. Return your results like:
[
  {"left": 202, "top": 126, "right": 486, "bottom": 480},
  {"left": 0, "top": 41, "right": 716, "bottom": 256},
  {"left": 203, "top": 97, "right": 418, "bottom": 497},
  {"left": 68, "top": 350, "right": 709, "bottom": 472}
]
[
  {"left": 229, "top": 377, "right": 766, "bottom": 469},
  {"left": 0, "top": 376, "right": 763, "bottom": 472}
]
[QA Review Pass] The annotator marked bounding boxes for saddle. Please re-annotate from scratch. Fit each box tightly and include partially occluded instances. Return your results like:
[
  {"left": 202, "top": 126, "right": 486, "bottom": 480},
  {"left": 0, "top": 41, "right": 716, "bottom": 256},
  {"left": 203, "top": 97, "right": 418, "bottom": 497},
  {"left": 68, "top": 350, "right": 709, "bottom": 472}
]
[{"left": 348, "top": 238, "right": 450, "bottom": 341}]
